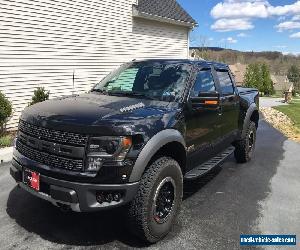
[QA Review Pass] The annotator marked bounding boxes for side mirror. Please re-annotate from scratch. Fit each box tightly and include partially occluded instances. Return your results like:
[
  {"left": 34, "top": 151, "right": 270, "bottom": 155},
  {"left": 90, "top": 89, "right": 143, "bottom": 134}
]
[{"left": 190, "top": 91, "right": 220, "bottom": 109}]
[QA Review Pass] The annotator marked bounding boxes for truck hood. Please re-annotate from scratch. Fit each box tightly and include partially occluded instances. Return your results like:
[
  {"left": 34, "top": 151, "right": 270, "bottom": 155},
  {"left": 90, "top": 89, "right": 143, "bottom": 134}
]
[{"left": 21, "top": 93, "right": 180, "bottom": 136}]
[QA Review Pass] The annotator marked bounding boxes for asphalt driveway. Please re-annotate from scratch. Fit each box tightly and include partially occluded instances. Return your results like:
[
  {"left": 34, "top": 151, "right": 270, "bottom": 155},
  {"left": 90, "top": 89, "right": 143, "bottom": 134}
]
[{"left": 0, "top": 118, "right": 300, "bottom": 250}]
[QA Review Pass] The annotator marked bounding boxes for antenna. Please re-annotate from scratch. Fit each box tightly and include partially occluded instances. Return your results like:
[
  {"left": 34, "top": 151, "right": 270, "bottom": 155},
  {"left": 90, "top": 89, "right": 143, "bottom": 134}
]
[{"left": 72, "top": 70, "right": 75, "bottom": 95}]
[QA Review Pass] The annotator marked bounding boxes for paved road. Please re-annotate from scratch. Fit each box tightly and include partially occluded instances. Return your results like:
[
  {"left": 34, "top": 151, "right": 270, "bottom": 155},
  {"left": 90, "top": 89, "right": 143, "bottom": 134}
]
[
  {"left": 0, "top": 119, "right": 300, "bottom": 250},
  {"left": 259, "top": 97, "right": 287, "bottom": 108}
]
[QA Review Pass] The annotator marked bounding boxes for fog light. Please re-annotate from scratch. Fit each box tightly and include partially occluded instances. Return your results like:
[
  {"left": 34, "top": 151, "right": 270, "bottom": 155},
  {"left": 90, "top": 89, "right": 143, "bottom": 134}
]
[
  {"left": 113, "top": 193, "right": 121, "bottom": 202},
  {"left": 96, "top": 192, "right": 105, "bottom": 204},
  {"left": 96, "top": 191, "right": 122, "bottom": 204},
  {"left": 106, "top": 193, "right": 113, "bottom": 203}
]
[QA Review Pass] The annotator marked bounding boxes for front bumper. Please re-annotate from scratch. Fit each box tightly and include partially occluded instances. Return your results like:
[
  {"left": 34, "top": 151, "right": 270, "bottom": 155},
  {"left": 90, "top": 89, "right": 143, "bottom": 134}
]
[{"left": 11, "top": 158, "right": 139, "bottom": 212}]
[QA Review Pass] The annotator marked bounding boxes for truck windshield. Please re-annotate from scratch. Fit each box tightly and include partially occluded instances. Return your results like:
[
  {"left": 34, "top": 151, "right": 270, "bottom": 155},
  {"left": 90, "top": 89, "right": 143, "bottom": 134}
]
[{"left": 92, "top": 62, "right": 190, "bottom": 102}]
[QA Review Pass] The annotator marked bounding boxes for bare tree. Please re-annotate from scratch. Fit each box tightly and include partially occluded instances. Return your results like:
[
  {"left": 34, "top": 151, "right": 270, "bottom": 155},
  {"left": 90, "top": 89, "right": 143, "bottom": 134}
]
[{"left": 190, "top": 33, "right": 210, "bottom": 60}]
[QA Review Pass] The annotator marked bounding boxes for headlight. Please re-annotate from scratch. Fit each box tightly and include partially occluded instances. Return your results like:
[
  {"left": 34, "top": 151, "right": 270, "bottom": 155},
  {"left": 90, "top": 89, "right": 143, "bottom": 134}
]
[{"left": 86, "top": 136, "right": 132, "bottom": 172}]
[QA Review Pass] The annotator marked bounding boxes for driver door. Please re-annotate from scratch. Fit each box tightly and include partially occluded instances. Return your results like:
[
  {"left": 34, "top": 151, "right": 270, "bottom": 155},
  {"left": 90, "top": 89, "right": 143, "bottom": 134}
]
[{"left": 185, "top": 68, "right": 222, "bottom": 170}]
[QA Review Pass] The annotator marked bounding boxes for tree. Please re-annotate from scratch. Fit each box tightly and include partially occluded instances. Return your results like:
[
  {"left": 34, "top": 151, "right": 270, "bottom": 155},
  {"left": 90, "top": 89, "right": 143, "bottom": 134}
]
[
  {"left": 244, "top": 63, "right": 274, "bottom": 95},
  {"left": 287, "top": 65, "right": 300, "bottom": 92},
  {"left": 190, "top": 33, "right": 211, "bottom": 60},
  {"left": 244, "top": 63, "right": 261, "bottom": 89},
  {"left": 261, "top": 63, "right": 274, "bottom": 95}
]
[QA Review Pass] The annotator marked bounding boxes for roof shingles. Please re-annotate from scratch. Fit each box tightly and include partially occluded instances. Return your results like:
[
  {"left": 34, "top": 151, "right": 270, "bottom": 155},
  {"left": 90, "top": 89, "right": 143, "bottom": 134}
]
[{"left": 136, "top": 0, "right": 197, "bottom": 25}]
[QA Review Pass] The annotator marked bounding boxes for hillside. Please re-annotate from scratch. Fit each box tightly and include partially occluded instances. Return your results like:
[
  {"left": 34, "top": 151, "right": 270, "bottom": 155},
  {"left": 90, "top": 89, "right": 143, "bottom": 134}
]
[{"left": 190, "top": 47, "right": 300, "bottom": 75}]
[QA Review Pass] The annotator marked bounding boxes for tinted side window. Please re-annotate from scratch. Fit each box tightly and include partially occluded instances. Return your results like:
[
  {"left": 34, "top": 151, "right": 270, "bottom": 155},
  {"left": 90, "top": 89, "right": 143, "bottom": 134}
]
[
  {"left": 216, "top": 71, "right": 234, "bottom": 95},
  {"left": 191, "top": 70, "right": 216, "bottom": 97}
]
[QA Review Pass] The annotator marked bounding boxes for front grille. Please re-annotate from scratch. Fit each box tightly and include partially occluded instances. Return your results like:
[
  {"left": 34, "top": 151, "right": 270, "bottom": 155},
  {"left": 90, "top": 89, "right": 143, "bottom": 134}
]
[
  {"left": 16, "top": 140, "right": 84, "bottom": 172},
  {"left": 19, "top": 120, "right": 88, "bottom": 146}
]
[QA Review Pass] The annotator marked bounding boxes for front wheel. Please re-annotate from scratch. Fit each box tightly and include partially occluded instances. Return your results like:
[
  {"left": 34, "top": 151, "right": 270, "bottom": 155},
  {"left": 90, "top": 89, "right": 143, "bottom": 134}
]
[
  {"left": 234, "top": 121, "right": 257, "bottom": 163},
  {"left": 127, "top": 157, "right": 183, "bottom": 243}
]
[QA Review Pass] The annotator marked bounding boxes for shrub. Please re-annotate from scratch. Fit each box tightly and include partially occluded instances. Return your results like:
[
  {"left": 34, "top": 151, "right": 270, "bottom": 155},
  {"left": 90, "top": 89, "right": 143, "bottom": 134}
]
[
  {"left": 0, "top": 91, "right": 12, "bottom": 134},
  {"left": 0, "top": 134, "right": 13, "bottom": 148},
  {"left": 29, "top": 87, "right": 50, "bottom": 106}
]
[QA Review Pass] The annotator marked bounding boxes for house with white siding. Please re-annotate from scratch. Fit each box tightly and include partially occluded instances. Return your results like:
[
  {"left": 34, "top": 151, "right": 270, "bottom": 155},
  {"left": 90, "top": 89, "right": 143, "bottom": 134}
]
[{"left": 0, "top": 0, "right": 197, "bottom": 129}]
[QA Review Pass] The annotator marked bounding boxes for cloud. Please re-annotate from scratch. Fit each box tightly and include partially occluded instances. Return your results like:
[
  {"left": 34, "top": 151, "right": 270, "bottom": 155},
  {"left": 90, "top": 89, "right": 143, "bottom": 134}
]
[
  {"left": 237, "top": 32, "right": 249, "bottom": 37},
  {"left": 227, "top": 37, "right": 238, "bottom": 43},
  {"left": 210, "top": 0, "right": 300, "bottom": 33},
  {"left": 211, "top": 0, "right": 300, "bottom": 19},
  {"left": 276, "top": 21, "right": 300, "bottom": 31},
  {"left": 292, "top": 15, "right": 300, "bottom": 21},
  {"left": 268, "top": 1, "right": 300, "bottom": 16},
  {"left": 221, "top": 37, "right": 238, "bottom": 44},
  {"left": 290, "top": 32, "right": 300, "bottom": 38},
  {"left": 211, "top": 18, "right": 254, "bottom": 32},
  {"left": 283, "top": 51, "right": 300, "bottom": 56},
  {"left": 273, "top": 45, "right": 287, "bottom": 49},
  {"left": 211, "top": 1, "right": 269, "bottom": 19},
  {"left": 225, "top": 0, "right": 266, "bottom": 2},
  {"left": 277, "top": 16, "right": 286, "bottom": 22}
]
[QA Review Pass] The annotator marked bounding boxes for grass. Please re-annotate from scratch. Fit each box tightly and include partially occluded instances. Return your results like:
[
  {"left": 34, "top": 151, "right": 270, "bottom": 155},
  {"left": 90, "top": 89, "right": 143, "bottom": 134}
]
[
  {"left": 0, "top": 133, "right": 15, "bottom": 148},
  {"left": 293, "top": 97, "right": 300, "bottom": 101},
  {"left": 275, "top": 101, "right": 300, "bottom": 131}
]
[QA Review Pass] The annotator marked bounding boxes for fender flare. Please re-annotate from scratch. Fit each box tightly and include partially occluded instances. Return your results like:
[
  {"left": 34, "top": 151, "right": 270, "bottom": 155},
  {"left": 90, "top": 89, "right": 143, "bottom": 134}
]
[
  {"left": 129, "top": 129, "right": 186, "bottom": 182},
  {"left": 241, "top": 103, "right": 258, "bottom": 138}
]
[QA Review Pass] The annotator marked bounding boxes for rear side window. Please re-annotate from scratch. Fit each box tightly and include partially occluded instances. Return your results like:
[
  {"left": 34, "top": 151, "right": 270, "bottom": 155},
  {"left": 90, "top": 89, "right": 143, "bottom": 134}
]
[
  {"left": 216, "top": 70, "right": 234, "bottom": 95},
  {"left": 191, "top": 70, "right": 216, "bottom": 97}
]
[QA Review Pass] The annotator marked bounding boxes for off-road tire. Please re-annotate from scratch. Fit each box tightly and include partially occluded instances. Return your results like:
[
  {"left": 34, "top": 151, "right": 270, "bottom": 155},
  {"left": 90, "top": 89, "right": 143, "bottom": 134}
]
[
  {"left": 127, "top": 157, "right": 183, "bottom": 243},
  {"left": 234, "top": 121, "right": 257, "bottom": 163}
]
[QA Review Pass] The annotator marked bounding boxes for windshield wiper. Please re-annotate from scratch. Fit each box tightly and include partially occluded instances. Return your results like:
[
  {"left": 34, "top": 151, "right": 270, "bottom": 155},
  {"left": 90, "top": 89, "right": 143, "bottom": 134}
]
[
  {"left": 91, "top": 88, "right": 108, "bottom": 95},
  {"left": 108, "top": 91, "right": 155, "bottom": 100}
]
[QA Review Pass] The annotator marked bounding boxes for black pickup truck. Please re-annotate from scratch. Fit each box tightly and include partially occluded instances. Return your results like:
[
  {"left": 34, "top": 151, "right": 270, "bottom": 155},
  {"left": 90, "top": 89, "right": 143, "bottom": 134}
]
[{"left": 10, "top": 59, "right": 259, "bottom": 243}]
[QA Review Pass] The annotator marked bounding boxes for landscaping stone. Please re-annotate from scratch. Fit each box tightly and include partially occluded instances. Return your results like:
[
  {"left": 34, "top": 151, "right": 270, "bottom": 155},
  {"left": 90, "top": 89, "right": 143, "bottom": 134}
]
[{"left": 261, "top": 107, "right": 300, "bottom": 142}]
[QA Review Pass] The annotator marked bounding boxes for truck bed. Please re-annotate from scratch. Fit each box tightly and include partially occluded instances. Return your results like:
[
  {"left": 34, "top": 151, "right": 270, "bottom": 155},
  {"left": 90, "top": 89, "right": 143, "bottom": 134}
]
[{"left": 237, "top": 87, "right": 258, "bottom": 94}]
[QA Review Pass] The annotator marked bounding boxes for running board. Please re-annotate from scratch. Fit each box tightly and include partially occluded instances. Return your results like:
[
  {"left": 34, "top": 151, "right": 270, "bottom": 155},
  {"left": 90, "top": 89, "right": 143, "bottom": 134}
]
[{"left": 184, "top": 146, "right": 235, "bottom": 181}]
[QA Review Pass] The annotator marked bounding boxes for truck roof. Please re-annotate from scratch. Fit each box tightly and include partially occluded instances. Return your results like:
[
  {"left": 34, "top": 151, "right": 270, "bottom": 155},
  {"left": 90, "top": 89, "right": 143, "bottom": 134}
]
[{"left": 132, "top": 59, "right": 229, "bottom": 70}]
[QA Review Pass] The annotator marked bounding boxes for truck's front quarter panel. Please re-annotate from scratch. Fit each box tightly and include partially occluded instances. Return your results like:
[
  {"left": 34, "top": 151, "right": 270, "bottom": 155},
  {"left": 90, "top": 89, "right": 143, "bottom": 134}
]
[{"left": 237, "top": 89, "right": 260, "bottom": 139}]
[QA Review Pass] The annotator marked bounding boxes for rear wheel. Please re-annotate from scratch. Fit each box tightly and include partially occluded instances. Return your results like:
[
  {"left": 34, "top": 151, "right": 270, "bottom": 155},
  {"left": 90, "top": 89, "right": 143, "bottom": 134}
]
[
  {"left": 234, "top": 121, "right": 257, "bottom": 163},
  {"left": 127, "top": 157, "right": 183, "bottom": 243}
]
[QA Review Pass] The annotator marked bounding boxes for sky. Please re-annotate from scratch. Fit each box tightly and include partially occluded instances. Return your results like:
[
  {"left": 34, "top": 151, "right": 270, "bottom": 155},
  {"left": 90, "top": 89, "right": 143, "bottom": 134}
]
[{"left": 177, "top": 0, "right": 300, "bottom": 55}]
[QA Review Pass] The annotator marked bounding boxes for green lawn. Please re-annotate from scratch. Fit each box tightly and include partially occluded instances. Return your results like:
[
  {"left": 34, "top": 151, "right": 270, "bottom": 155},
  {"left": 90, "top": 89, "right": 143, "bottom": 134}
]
[{"left": 275, "top": 101, "right": 300, "bottom": 131}]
